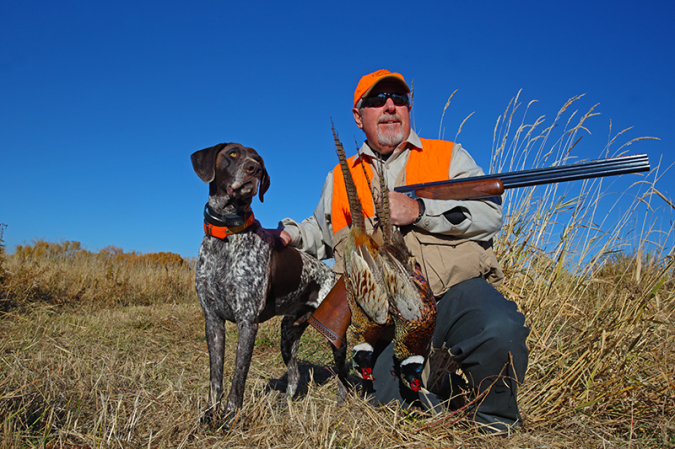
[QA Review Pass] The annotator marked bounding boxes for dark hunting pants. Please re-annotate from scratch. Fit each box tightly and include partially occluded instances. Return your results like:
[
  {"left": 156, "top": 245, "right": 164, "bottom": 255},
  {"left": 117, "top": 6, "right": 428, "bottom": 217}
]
[{"left": 368, "top": 277, "right": 530, "bottom": 431}]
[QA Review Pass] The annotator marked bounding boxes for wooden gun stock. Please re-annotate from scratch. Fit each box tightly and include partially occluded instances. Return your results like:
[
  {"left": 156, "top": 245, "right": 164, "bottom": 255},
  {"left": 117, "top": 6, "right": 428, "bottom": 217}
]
[{"left": 308, "top": 276, "right": 350, "bottom": 348}]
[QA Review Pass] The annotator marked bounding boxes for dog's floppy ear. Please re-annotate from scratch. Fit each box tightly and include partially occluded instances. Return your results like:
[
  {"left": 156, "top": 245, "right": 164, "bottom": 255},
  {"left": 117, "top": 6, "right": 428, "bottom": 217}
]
[
  {"left": 258, "top": 160, "right": 271, "bottom": 203},
  {"left": 191, "top": 143, "right": 228, "bottom": 183}
]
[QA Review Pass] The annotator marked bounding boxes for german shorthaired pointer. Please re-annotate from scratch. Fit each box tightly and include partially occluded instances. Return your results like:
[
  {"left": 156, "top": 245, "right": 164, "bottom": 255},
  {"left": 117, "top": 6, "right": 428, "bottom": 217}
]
[{"left": 191, "top": 143, "right": 346, "bottom": 425}]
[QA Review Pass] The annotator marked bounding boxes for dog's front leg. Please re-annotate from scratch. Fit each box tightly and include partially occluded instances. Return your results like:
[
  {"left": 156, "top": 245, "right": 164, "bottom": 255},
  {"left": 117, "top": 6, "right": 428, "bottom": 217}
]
[
  {"left": 204, "top": 315, "right": 226, "bottom": 421},
  {"left": 224, "top": 320, "right": 259, "bottom": 415}
]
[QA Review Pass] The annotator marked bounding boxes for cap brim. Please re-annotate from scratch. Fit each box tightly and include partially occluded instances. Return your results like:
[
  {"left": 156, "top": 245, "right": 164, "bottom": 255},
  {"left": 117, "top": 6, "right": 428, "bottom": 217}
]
[{"left": 361, "top": 75, "right": 411, "bottom": 99}]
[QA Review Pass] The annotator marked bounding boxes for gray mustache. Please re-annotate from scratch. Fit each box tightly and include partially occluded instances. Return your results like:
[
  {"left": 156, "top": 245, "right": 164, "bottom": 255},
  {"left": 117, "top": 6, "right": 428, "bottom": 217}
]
[{"left": 378, "top": 114, "right": 401, "bottom": 124}]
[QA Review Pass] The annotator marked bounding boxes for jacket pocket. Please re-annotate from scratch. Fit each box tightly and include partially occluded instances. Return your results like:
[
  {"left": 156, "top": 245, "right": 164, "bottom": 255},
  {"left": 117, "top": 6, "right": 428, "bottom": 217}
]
[{"left": 412, "top": 231, "right": 490, "bottom": 296}]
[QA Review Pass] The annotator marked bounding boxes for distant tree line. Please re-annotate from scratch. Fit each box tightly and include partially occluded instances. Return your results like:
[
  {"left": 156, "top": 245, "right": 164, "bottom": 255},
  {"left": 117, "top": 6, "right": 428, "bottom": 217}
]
[{"left": 12, "top": 239, "right": 186, "bottom": 268}]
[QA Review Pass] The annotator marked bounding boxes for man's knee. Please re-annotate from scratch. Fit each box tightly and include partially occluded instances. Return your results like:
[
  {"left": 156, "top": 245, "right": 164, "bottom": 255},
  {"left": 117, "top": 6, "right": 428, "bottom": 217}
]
[
  {"left": 435, "top": 279, "right": 527, "bottom": 340},
  {"left": 434, "top": 278, "right": 529, "bottom": 375},
  {"left": 484, "top": 312, "right": 529, "bottom": 351},
  {"left": 482, "top": 316, "right": 529, "bottom": 375}
]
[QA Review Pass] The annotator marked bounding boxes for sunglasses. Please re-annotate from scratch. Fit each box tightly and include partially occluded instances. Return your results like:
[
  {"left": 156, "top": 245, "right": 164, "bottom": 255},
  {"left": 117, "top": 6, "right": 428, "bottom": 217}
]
[{"left": 361, "top": 92, "right": 410, "bottom": 108}]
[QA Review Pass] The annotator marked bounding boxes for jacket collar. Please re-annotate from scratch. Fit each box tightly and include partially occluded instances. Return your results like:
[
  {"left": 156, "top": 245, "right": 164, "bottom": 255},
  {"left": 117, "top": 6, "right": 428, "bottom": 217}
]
[{"left": 355, "top": 129, "right": 423, "bottom": 168}]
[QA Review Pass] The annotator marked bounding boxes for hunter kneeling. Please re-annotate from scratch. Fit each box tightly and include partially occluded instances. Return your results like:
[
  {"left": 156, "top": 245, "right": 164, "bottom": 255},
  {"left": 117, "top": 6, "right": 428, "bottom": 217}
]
[{"left": 278, "top": 69, "right": 530, "bottom": 435}]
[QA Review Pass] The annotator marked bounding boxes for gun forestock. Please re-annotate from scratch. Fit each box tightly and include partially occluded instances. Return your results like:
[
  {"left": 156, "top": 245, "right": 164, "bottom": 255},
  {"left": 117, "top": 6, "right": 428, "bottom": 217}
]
[{"left": 397, "top": 178, "right": 505, "bottom": 201}]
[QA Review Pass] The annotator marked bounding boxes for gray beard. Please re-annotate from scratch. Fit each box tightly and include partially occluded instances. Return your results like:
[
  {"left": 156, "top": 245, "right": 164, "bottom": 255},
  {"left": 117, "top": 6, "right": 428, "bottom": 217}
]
[
  {"left": 378, "top": 128, "right": 404, "bottom": 147},
  {"left": 377, "top": 114, "right": 404, "bottom": 148}
]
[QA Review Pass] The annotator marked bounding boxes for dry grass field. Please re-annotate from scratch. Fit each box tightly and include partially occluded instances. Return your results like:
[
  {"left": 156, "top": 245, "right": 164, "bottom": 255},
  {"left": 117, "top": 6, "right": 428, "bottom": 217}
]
[{"left": 2, "top": 97, "right": 674, "bottom": 447}]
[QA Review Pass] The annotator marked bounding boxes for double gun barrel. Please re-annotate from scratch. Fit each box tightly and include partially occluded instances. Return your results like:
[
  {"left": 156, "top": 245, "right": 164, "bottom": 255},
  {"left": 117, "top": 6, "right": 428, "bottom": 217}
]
[{"left": 396, "top": 153, "right": 651, "bottom": 201}]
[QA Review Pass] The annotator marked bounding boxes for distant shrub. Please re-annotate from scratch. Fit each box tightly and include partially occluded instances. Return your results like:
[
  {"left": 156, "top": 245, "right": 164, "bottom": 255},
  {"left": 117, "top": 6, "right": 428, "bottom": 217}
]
[
  {"left": 14, "top": 239, "right": 90, "bottom": 262},
  {"left": 1, "top": 239, "right": 194, "bottom": 308},
  {"left": 96, "top": 247, "right": 185, "bottom": 268},
  {"left": 14, "top": 240, "right": 185, "bottom": 268}
]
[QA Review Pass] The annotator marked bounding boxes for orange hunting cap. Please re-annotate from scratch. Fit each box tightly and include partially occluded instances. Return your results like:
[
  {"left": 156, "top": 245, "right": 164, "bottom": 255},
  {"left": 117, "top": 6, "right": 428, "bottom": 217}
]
[{"left": 353, "top": 69, "right": 410, "bottom": 108}]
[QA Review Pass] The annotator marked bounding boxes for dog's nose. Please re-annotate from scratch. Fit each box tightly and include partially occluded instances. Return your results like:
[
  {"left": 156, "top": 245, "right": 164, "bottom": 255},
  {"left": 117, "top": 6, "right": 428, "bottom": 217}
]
[{"left": 244, "top": 160, "right": 261, "bottom": 176}]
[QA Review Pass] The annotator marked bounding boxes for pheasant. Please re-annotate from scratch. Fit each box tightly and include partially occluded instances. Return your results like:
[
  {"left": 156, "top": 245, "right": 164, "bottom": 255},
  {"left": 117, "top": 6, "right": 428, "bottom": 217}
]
[
  {"left": 334, "top": 126, "right": 390, "bottom": 381},
  {"left": 332, "top": 125, "right": 437, "bottom": 392}
]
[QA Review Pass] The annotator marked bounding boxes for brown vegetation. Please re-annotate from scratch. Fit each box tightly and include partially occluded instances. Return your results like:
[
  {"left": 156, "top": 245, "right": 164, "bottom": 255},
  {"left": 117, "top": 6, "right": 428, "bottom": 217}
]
[
  {"left": 2, "top": 240, "right": 191, "bottom": 310},
  {"left": 1, "top": 97, "right": 674, "bottom": 447}
]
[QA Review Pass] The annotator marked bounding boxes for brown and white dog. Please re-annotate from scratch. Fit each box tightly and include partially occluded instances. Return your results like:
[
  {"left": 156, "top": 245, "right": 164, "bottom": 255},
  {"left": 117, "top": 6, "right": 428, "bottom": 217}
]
[{"left": 191, "top": 143, "right": 346, "bottom": 426}]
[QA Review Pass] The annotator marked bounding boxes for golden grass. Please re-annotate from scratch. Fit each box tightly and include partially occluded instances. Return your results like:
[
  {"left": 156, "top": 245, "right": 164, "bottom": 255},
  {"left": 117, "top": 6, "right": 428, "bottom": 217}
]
[
  {"left": 487, "top": 93, "right": 674, "bottom": 445},
  {"left": 2, "top": 240, "right": 193, "bottom": 310},
  {"left": 1, "top": 95, "right": 674, "bottom": 447}
]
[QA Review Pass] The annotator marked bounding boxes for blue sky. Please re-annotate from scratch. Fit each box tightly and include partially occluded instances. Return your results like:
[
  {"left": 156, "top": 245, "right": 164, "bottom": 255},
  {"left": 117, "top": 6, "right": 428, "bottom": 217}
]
[{"left": 1, "top": 1, "right": 673, "bottom": 258}]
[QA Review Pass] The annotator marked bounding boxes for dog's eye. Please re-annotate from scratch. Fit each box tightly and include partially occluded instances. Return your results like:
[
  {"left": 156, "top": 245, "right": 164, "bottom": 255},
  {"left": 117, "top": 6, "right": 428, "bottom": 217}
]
[{"left": 229, "top": 151, "right": 237, "bottom": 157}]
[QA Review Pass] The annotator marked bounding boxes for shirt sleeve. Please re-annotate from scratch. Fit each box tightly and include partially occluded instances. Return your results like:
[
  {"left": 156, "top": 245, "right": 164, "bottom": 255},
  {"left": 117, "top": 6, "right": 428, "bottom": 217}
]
[
  {"left": 279, "top": 172, "right": 335, "bottom": 260},
  {"left": 412, "top": 143, "right": 503, "bottom": 241}
]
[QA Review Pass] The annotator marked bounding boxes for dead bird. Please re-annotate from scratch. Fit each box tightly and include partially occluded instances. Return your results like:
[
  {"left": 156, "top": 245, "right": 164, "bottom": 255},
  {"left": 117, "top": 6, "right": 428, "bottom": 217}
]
[{"left": 332, "top": 124, "right": 437, "bottom": 392}]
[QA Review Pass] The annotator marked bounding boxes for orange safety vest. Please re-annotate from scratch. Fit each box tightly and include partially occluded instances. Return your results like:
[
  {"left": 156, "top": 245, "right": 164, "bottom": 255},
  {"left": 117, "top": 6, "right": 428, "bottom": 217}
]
[{"left": 331, "top": 138, "right": 454, "bottom": 234}]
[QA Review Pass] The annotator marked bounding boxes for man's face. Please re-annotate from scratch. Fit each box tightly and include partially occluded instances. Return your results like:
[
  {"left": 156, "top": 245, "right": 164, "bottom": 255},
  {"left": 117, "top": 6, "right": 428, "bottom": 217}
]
[{"left": 353, "top": 79, "right": 411, "bottom": 156}]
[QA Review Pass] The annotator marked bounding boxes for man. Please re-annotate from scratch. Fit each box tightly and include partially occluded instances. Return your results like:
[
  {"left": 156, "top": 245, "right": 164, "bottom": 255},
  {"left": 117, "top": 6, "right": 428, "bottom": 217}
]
[{"left": 279, "top": 69, "right": 529, "bottom": 433}]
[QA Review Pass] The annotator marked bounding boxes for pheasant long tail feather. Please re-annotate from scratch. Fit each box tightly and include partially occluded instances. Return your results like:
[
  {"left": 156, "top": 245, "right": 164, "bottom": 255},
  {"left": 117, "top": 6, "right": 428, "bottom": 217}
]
[
  {"left": 356, "top": 148, "right": 379, "bottom": 231},
  {"left": 376, "top": 157, "right": 393, "bottom": 245},
  {"left": 332, "top": 120, "right": 364, "bottom": 231}
]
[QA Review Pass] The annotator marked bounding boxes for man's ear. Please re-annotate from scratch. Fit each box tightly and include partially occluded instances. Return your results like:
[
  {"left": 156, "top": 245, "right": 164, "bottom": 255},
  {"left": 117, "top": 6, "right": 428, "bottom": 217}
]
[{"left": 352, "top": 107, "right": 364, "bottom": 129}]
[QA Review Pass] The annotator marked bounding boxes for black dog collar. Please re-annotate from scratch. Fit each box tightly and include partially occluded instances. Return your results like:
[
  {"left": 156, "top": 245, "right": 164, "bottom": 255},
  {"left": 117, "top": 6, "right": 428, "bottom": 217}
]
[
  {"left": 203, "top": 203, "right": 256, "bottom": 239},
  {"left": 203, "top": 203, "right": 250, "bottom": 227}
]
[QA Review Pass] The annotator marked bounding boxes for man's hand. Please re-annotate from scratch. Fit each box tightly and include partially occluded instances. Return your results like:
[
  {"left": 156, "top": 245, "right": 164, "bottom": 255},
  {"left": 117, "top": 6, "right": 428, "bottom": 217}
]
[
  {"left": 279, "top": 230, "right": 291, "bottom": 245},
  {"left": 388, "top": 191, "right": 421, "bottom": 226},
  {"left": 266, "top": 229, "right": 292, "bottom": 246}
]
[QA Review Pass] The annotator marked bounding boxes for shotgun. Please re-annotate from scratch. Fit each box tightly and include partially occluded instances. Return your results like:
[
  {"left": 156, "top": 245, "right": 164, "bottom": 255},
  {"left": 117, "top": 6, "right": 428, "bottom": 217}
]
[{"left": 308, "top": 154, "right": 651, "bottom": 348}]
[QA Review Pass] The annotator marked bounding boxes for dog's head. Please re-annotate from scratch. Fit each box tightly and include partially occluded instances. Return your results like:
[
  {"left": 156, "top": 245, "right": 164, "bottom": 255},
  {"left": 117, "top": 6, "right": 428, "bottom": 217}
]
[{"left": 191, "top": 143, "right": 271, "bottom": 203}]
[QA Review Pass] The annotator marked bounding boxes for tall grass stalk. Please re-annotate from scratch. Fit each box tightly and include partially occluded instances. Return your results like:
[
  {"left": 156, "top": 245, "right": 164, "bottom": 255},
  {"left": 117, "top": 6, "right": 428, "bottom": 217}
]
[{"left": 488, "top": 93, "right": 673, "bottom": 439}]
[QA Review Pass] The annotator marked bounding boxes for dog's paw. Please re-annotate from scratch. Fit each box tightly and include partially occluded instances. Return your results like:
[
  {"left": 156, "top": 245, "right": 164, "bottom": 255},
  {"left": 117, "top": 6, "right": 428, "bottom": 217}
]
[
  {"left": 200, "top": 404, "right": 217, "bottom": 425},
  {"left": 200, "top": 406, "right": 240, "bottom": 431},
  {"left": 337, "top": 380, "right": 348, "bottom": 406},
  {"left": 216, "top": 413, "right": 238, "bottom": 431}
]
